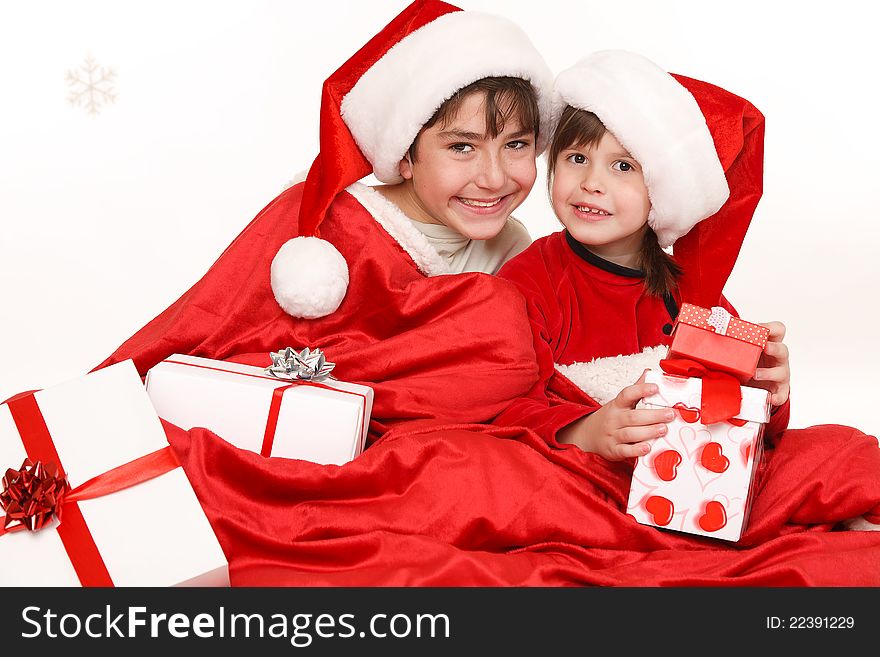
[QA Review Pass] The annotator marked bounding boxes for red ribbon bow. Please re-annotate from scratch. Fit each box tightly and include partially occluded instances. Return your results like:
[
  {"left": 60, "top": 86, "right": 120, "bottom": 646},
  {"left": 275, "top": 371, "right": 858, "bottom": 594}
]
[
  {"left": 1, "top": 459, "right": 70, "bottom": 533},
  {"left": 658, "top": 357, "right": 742, "bottom": 425},
  {"left": 0, "top": 391, "right": 180, "bottom": 586}
]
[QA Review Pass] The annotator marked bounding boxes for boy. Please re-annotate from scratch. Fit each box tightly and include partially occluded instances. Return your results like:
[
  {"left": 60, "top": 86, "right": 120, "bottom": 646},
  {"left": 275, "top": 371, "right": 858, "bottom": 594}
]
[{"left": 99, "top": 0, "right": 555, "bottom": 436}]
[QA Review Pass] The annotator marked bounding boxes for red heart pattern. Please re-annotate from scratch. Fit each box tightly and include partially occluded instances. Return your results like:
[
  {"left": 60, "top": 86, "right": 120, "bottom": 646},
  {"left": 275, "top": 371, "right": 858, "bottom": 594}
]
[
  {"left": 652, "top": 450, "right": 681, "bottom": 481},
  {"left": 700, "top": 442, "right": 729, "bottom": 473},
  {"left": 645, "top": 495, "right": 674, "bottom": 526},
  {"left": 728, "top": 417, "right": 747, "bottom": 427},
  {"left": 740, "top": 439, "right": 752, "bottom": 467},
  {"left": 673, "top": 402, "right": 700, "bottom": 423},
  {"left": 699, "top": 500, "right": 727, "bottom": 532}
]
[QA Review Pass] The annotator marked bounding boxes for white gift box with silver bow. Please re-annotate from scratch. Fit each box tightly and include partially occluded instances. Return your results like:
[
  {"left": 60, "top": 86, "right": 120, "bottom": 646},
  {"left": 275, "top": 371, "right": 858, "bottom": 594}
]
[{"left": 144, "top": 354, "right": 373, "bottom": 465}]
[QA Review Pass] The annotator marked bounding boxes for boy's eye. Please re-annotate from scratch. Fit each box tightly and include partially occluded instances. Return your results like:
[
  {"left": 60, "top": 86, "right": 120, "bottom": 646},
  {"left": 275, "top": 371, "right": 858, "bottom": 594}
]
[
  {"left": 612, "top": 160, "right": 635, "bottom": 172},
  {"left": 450, "top": 143, "right": 474, "bottom": 153},
  {"left": 566, "top": 153, "right": 587, "bottom": 165},
  {"left": 506, "top": 140, "right": 530, "bottom": 150}
]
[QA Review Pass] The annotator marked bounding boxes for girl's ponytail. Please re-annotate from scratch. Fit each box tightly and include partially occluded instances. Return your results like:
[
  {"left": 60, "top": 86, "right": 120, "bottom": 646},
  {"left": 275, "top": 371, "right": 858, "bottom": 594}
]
[{"left": 639, "top": 228, "right": 681, "bottom": 297}]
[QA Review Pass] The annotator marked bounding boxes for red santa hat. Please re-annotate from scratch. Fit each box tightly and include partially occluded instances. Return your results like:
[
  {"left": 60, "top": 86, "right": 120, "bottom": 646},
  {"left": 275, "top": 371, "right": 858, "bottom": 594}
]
[
  {"left": 271, "top": 0, "right": 555, "bottom": 318},
  {"left": 553, "top": 49, "right": 765, "bottom": 307}
]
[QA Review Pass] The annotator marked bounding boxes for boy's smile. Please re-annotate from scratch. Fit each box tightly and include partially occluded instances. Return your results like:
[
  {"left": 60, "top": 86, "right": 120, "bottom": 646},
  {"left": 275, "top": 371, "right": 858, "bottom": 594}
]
[
  {"left": 552, "top": 131, "right": 651, "bottom": 268},
  {"left": 386, "top": 92, "right": 537, "bottom": 240}
]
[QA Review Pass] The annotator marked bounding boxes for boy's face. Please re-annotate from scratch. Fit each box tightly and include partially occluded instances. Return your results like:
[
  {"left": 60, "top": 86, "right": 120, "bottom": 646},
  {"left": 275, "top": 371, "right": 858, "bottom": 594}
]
[
  {"left": 396, "top": 92, "right": 537, "bottom": 240},
  {"left": 551, "top": 131, "right": 651, "bottom": 261}
]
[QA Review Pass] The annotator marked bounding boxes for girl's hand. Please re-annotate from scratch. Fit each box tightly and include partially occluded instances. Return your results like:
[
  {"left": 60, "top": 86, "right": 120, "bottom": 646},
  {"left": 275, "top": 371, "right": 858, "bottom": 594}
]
[
  {"left": 558, "top": 371, "right": 674, "bottom": 461},
  {"left": 749, "top": 320, "right": 790, "bottom": 406}
]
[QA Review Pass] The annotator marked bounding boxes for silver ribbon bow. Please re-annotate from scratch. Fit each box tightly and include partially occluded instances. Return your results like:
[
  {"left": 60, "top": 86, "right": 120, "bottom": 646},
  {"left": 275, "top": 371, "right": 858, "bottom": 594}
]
[{"left": 265, "top": 347, "right": 336, "bottom": 381}]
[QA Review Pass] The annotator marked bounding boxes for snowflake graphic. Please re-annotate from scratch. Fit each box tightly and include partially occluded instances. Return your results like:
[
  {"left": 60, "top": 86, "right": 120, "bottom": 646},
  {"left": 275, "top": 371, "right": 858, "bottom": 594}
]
[{"left": 66, "top": 55, "right": 116, "bottom": 116}]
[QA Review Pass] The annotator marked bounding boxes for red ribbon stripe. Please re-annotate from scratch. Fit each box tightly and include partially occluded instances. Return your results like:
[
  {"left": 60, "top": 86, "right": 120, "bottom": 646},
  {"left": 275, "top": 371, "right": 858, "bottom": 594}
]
[
  {"left": 164, "top": 359, "right": 369, "bottom": 459},
  {"left": 1, "top": 393, "right": 180, "bottom": 586}
]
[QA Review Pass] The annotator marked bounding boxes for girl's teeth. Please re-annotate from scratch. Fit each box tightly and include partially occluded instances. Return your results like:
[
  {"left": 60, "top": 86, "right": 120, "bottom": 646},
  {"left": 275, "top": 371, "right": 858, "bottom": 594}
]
[
  {"left": 577, "top": 206, "right": 608, "bottom": 215},
  {"left": 460, "top": 198, "right": 501, "bottom": 207}
]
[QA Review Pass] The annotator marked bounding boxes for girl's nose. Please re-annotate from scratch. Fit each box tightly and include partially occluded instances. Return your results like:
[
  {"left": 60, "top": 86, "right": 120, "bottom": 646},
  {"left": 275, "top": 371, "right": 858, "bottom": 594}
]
[{"left": 580, "top": 167, "right": 605, "bottom": 194}]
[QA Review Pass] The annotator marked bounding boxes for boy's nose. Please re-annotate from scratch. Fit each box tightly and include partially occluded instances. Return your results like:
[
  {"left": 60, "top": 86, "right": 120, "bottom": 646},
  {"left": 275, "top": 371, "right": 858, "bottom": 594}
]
[{"left": 474, "top": 152, "right": 507, "bottom": 190}]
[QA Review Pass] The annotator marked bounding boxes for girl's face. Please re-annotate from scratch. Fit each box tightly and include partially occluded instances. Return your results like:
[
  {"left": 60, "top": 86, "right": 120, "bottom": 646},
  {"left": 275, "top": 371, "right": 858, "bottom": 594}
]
[
  {"left": 551, "top": 131, "right": 651, "bottom": 266},
  {"left": 396, "top": 91, "right": 537, "bottom": 240}
]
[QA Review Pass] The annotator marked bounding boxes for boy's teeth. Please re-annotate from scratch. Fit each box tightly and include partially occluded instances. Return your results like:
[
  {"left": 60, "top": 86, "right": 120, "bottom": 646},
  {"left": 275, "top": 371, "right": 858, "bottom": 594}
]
[{"left": 460, "top": 197, "right": 501, "bottom": 207}]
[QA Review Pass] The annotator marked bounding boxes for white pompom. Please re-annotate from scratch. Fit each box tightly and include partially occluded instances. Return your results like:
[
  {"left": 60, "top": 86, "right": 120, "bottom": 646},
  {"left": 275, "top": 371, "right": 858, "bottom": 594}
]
[{"left": 270, "top": 237, "right": 349, "bottom": 318}]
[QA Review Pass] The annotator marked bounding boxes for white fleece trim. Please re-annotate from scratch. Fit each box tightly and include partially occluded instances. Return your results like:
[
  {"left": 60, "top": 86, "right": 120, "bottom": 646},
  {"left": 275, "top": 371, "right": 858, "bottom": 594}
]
[
  {"left": 553, "top": 50, "right": 729, "bottom": 248},
  {"left": 842, "top": 516, "right": 880, "bottom": 531},
  {"left": 555, "top": 345, "right": 667, "bottom": 405},
  {"left": 344, "top": 182, "right": 451, "bottom": 277},
  {"left": 341, "top": 11, "right": 554, "bottom": 184},
  {"left": 281, "top": 169, "right": 310, "bottom": 192}
]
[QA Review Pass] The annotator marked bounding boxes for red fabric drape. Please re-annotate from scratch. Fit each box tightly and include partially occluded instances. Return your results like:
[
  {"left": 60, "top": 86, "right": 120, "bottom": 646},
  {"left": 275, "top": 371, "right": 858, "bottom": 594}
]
[{"left": 162, "top": 418, "right": 880, "bottom": 586}]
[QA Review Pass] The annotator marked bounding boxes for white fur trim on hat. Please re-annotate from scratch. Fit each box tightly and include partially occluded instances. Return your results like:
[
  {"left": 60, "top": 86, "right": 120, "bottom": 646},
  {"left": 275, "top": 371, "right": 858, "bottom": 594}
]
[
  {"left": 553, "top": 50, "right": 729, "bottom": 248},
  {"left": 341, "top": 11, "right": 554, "bottom": 184},
  {"left": 555, "top": 345, "right": 667, "bottom": 405},
  {"left": 271, "top": 237, "right": 349, "bottom": 318}
]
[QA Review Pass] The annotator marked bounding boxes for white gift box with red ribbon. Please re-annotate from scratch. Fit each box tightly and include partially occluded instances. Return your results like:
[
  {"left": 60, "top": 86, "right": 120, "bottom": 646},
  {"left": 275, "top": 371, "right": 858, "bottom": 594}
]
[
  {"left": 0, "top": 360, "right": 229, "bottom": 586},
  {"left": 626, "top": 369, "right": 771, "bottom": 542},
  {"left": 144, "top": 354, "right": 373, "bottom": 465}
]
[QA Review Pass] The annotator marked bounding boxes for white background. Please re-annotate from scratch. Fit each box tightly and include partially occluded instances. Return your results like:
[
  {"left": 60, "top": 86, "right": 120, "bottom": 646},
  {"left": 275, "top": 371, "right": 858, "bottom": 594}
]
[{"left": 1, "top": 0, "right": 877, "bottom": 436}]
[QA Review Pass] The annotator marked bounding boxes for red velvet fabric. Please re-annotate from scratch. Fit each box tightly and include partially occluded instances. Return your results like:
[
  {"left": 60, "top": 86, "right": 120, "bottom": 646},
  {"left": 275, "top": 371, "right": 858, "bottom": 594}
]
[
  {"left": 97, "top": 183, "right": 539, "bottom": 441},
  {"left": 163, "top": 418, "right": 880, "bottom": 586},
  {"left": 672, "top": 74, "right": 765, "bottom": 310},
  {"left": 94, "top": 182, "right": 879, "bottom": 586}
]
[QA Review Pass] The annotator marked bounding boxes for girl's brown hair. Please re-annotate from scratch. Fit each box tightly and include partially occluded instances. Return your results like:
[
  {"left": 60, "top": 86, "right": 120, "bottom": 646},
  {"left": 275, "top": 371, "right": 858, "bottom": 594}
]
[
  {"left": 409, "top": 76, "right": 541, "bottom": 160},
  {"left": 548, "top": 105, "right": 682, "bottom": 297}
]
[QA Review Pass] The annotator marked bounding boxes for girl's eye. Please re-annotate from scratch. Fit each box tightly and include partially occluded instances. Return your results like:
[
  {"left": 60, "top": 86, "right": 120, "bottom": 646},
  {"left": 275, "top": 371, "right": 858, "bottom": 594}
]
[
  {"left": 566, "top": 153, "right": 587, "bottom": 165},
  {"left": 450, "top": 143, "right": 474, "bottom": 153},
  {"left": 506, "top": 140, "right": 530, "bottom": 150},
  {"left": 613, "top": 160, "right": 635, "bottom": 172}
]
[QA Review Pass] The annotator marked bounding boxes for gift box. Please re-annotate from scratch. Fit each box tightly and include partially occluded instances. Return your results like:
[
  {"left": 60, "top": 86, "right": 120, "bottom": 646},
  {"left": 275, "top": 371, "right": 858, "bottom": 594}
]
[
  {"left": 626, "top": 369, "right": 771, "bottom": 542},
  {"left": 668, "top": 303, "right": 770, "bottom": 382},
  {"left": 144, "top": 351, "right": 373, "bottom": 466},
  {"left": 0, "top": 360, "right": 229, "bottom": 586}
]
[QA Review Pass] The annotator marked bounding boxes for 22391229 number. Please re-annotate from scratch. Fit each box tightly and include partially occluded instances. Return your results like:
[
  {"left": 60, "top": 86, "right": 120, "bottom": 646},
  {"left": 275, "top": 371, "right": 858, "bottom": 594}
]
[{"left": 766, "top": 616, "right": 855, "bottom": 629}]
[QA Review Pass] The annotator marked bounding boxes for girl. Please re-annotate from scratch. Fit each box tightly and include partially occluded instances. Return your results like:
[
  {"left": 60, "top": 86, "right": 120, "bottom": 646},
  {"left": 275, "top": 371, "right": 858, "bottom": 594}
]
[{"left": 496, "top": 50, "right": 791, "bottom": 459}]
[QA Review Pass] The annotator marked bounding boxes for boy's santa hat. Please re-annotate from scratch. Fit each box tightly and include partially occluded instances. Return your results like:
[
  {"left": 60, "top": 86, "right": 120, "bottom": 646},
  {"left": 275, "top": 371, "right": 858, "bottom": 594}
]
[
  {"left": 553, "top": 50, "right": 765, "bottom": 308},
  {"left": 271, "top": 0, "right": 555, "bottom": 318}
]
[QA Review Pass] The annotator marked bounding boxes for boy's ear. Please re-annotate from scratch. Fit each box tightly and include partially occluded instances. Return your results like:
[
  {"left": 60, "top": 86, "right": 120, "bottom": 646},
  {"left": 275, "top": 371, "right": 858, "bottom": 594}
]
[{"left": 398, "top": 155, "right": 414, "bottom": 181}]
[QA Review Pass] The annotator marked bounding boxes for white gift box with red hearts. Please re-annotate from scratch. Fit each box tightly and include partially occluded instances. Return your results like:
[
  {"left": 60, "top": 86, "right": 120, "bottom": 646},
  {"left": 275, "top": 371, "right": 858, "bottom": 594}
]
[
  {"left": 626, "top": 369, "right": 771, "bottom": 542},
  {"left": 145, "top": 354, "right": 373, "bottom": 466}
]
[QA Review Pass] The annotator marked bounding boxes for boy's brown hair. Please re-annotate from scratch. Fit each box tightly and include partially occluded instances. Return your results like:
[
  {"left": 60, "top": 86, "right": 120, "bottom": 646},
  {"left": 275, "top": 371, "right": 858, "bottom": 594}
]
[
  {"left": 408, "top": 76, "right": 541, "bottom": 160},
  {"left": 548, "top": 105, "right": 682, "bottom": 298}
]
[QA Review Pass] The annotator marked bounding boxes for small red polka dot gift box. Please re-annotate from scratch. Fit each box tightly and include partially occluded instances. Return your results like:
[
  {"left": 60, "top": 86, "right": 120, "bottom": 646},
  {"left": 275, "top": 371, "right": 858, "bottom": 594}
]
[
  {"left": 668, "top": 304, "right": 770, "bottom": 382},
  {"left": 626, "top": 370, "right": 771, "bottom": 542}
]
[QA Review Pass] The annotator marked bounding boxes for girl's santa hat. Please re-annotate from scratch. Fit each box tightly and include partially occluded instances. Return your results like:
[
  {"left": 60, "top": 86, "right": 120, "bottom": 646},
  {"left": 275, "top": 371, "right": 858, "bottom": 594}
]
[
  {"left": 271, "top": 0, "right": 555, "bottom": 318},
  {"left": 553, "top": 50, "right": 765, "bottom": 308}
]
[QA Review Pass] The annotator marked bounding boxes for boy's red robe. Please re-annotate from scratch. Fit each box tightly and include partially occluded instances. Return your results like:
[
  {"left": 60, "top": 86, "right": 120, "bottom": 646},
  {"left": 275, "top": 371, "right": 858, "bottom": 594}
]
[
  {"left": 97, "top": 184, "right": 880, "bottom": 586},
  {"left": 98, "top": 182, "right": 540, "bottom": 440},
  {"left": 164, "top": 420, "right": 880, "bottom": 586}
]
